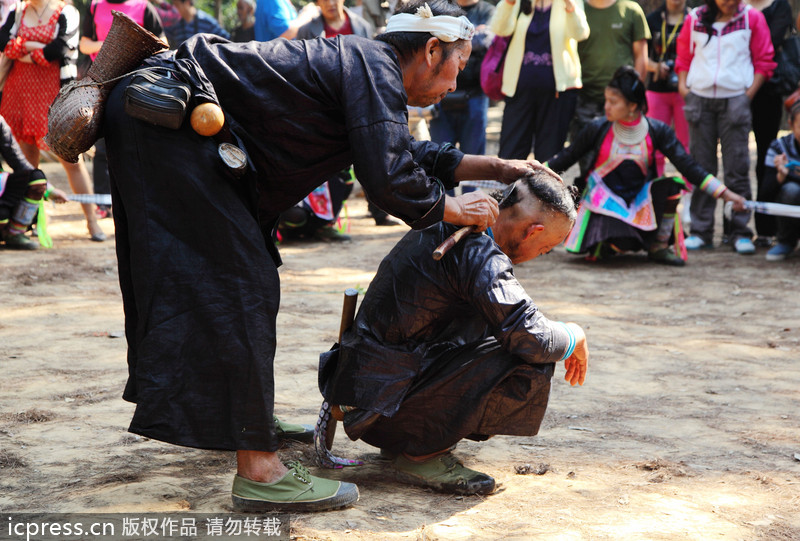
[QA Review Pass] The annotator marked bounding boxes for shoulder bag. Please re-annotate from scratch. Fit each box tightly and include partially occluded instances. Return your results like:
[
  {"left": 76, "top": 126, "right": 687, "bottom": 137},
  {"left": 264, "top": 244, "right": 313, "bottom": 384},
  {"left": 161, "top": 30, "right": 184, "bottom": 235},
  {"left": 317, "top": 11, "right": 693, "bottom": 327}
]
[{"left": 480, "top": 34, "right": 511, "bottom": 102}]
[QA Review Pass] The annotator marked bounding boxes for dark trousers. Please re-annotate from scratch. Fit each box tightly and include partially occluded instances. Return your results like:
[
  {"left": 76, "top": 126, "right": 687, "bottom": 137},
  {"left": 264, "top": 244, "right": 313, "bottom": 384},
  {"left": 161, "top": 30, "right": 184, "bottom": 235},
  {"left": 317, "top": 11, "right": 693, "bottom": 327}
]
[
  {"left": 684, "top": 93, "right": 753, "bottom": 243},
  {"left": 776, "top": 180, "right": 800, "bottom": 245},
  {"left": 93, "top": 138, "right": 111, "bottom": 196},
  {"left": 750, "top": 84, "right": 784, "bottom": 237},
  {"left": 0, "top": 171, "right": 34, "bottom": 222},
  {"left": 500, "top": 88, "right": 578, "bottom": 163},
  {"left": 429, "top": 94, "right": 489, "bottom": 156},
  {"left": 356, "top": 340, "right": 554, "bottom": 456}
]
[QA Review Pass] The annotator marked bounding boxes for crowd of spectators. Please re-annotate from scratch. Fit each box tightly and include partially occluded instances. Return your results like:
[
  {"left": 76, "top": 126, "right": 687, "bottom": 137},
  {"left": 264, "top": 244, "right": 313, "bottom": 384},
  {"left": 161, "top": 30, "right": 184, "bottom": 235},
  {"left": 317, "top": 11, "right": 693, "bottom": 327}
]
[{"left": 0, "top": 0, "right": 797, "bottom": 260}]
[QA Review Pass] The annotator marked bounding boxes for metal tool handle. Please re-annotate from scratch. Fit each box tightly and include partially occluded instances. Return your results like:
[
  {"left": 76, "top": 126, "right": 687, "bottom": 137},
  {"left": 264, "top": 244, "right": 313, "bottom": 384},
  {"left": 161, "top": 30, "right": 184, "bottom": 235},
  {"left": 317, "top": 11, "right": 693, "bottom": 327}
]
[{"left": 68, "top": 193, "right": 113, "bottom": 205}]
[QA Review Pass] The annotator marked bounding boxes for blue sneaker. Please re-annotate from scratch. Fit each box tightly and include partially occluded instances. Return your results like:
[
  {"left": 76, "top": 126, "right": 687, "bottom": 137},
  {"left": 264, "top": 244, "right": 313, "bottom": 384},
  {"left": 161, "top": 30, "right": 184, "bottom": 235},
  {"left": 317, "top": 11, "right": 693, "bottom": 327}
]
[
  {"left": 734, "top": 237, "right": 756, "bottom": 255},
  {"left": 685, "top": 235, "right": 710, "bottom": 250},
  {"left": 766, "top": 242, "right": 795, "bottom": 261}
]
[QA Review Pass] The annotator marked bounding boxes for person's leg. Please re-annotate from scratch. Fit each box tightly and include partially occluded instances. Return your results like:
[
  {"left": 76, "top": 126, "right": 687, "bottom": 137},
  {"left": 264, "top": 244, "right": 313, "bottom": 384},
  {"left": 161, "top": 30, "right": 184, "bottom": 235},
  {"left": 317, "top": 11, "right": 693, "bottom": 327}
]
[
  {"left": 719, "top": 94, "right": 754, "bottom": 248},
  {"left": 357, "top": 340, "right": 553, "bottom": 495},
  {"left": 750, "top": 85, "right": 783, "bottom": 239},
  {"left": 18, "top": 141, "right": 39, "bottom": 168},
  {"left": 498, "top": 93, "right": 537, "bottom": 160},
  {"left": 1, "top": 169, "right": 47, "bottom": 249},
  {"left": 670, "top": 91, "right": 690, "bottom": 153},
  {"left": 646, "top": 179, "right": 685, "bottom": 265},
  {"left": 767, "top": 181, "right": 800, "bottom": 260},
  {"left": 428, "top": 106, "right": 457, "bottom": 148},
  {"left": 358, "top": 340, "right": 553, "bottom": 456},
  {"left": 456, "top": 95, "right": 489, "bottom": 156},
  {"left": 532, "top": 88, "right": 578, "bottom": 163},
  {"left": 59, "top": 156, "right": 105, "bottom": 241},
  {"left": 775, "top": 181, "right": 800, "bottom": 246},
  {"left": 686, "top": 94, "right": 719, "bottom": 246},
  {"left": 92, "top": 138, "right": 112, "bottom": 217},
  {"left": 105, "top": 81, "right": 356, "bottom": 511},
  {"left": 646, "top": 90, "right": 673, "bottom": 176}
]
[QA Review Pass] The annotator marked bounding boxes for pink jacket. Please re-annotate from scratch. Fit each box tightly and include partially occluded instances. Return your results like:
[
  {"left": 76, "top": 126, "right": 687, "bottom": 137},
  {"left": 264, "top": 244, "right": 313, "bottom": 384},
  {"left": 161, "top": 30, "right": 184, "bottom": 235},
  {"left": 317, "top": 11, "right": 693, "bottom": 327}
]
[{"left": 675, "top": 4, "right": 775, "bottom": 99}]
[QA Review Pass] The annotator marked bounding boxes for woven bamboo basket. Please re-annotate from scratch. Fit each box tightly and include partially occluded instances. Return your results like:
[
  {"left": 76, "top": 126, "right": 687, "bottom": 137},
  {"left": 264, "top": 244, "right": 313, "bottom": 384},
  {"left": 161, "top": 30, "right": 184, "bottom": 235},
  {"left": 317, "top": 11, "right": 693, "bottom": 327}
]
[{"left": 45, "top": 11, "right": 168, "bottom": 163}]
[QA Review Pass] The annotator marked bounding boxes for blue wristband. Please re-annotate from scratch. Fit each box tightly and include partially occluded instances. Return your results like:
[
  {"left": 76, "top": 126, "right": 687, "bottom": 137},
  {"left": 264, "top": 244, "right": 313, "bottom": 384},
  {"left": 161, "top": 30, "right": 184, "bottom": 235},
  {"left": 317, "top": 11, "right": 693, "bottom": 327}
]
[{"left": 557, "top": 322, "right": 576, "bottom": 361}]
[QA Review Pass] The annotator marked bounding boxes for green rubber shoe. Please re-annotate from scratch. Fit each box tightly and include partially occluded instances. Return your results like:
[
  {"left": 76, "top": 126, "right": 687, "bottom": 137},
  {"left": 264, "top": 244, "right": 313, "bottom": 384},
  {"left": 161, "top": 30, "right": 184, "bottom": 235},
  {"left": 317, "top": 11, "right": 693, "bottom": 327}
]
[
  {"left": 647, "top": 247, "right": 685, "bottom": 267},
  {"left": 274, "top": 416, "right": 314, "bottom": 444},
  {"left": 3, "top": 232, "right": 38, "bottom": 250},
  {"left": 232, "top": 461, "right": 359, "bottom": 512},
  {"left": 392, "top": 453, "right": 495, "bottom": 495}
]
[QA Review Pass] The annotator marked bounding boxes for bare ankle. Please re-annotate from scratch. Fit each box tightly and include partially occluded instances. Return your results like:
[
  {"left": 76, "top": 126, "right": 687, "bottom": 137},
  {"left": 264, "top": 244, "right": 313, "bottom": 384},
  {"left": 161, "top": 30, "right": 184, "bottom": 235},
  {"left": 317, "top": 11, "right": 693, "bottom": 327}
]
[{"left": 236, "top": 450, "right": 287, "bottom": 483}]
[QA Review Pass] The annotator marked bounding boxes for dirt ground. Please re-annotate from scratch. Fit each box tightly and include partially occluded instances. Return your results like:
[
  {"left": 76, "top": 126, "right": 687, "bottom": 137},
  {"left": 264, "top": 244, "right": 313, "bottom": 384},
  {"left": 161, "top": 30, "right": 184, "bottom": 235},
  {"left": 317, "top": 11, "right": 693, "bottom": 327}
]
[{"left": 2, "top": 116, "right": 800, "bottom": 540}]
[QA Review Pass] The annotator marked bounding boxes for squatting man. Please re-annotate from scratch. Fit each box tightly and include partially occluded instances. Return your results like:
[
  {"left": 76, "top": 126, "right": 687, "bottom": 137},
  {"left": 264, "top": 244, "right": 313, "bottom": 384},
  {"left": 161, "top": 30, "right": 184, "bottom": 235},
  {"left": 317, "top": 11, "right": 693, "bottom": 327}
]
[{"left": 319, "top": 169, "right": 590, "bottom": 495}]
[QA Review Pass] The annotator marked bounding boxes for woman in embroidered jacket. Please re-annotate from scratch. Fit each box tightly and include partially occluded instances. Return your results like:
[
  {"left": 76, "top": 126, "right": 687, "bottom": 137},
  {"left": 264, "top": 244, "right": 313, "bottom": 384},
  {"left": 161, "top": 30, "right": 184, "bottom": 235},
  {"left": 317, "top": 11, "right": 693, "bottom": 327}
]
[{"left": 546, "top": 66, "right": 746, "bottom": 266}]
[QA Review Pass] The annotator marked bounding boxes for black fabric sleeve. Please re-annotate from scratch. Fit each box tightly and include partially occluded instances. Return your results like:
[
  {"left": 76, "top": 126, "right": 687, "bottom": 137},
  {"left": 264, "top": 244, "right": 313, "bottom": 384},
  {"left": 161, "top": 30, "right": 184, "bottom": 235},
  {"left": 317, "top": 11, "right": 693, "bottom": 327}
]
[
  {"left": 0, "top": 7, "right": 17, "bottom": 49},
  {"left": 454, "top": 237, "right": 568, "bottom": 364},
  {"left": 546, "top": 120, "right": 605, "bottom": 174},
  {"left": 43, "top": 8, "right": 79, "bottom": 62},
  {"left": 408, "top": 140, "right": 464, "bottom": 190},
  {"left": 349, "top": 121, "right": 449, "bottom": 229},
  {"left": 341, "top": 44, "right": 459, "bottom": 229},
  {"left": 0, "top": 118, "right": 34, "bottom": 174}
]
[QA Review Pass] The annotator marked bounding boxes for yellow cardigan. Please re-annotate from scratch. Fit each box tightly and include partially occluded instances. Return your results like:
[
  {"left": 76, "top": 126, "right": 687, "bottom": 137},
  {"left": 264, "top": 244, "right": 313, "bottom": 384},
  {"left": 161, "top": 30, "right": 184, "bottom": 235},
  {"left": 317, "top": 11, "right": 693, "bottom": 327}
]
[{"left": 490, "top": 0, "right": 590, "bottom": 96}]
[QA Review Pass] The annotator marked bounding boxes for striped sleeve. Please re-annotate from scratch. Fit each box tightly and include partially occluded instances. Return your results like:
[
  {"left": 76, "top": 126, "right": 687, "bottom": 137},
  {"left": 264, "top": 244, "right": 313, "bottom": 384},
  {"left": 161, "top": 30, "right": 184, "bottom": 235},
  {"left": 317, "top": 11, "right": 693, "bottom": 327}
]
[{"left": 43, "top": 4, "right": 79, "bottom": 83}]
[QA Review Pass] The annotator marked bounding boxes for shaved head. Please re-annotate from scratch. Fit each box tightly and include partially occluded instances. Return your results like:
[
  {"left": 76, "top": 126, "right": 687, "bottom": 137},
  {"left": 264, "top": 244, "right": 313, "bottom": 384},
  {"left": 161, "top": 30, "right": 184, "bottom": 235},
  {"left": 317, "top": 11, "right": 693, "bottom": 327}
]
[{"left": 491, "top": 170, "right": 578, "bottom": 264}]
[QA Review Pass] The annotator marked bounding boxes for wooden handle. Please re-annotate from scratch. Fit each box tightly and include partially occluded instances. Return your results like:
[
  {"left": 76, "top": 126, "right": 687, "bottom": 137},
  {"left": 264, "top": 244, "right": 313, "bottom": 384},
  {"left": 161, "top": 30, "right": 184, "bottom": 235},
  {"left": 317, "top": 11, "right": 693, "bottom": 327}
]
[
  {"left": 338, "top": 288, "right": 359, "bottom": 343},
  {"left": 432, "top": 226, "right": 477, "bottom": 260},
  {"left": 328, "top": 288, "right": 359, "bottom": 450}
]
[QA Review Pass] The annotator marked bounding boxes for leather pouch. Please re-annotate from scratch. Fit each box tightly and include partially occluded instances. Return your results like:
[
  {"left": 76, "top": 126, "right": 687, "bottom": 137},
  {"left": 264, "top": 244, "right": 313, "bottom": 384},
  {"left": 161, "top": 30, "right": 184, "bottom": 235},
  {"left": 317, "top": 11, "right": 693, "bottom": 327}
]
[{"left": 123, "top": 69, "right": 191, "bottom": 130}]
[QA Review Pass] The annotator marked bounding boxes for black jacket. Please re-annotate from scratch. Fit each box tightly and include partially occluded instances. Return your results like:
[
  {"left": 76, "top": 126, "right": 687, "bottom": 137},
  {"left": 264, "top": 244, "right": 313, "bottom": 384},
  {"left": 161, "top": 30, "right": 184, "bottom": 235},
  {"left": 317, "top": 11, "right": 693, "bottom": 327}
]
[
  {"left": 320, "top": 222, "right": 570, "bottom": 417},
  {"left": 547, "top": 116, "right": 711, "bottom": 187}
]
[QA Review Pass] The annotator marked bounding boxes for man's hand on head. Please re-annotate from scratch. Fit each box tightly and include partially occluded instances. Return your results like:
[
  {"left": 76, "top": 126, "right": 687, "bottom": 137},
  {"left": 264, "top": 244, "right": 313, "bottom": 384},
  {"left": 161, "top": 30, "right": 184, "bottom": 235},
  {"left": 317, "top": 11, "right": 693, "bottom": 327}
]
[
  {"left": 564, "top": 322, "right": 588, "bottom": 386},
  {"left": 497, "top": 159, "right": 563, "bottom": 184},
  {"left": 443, "top": 192, "right": 499, "bottom": 231}
]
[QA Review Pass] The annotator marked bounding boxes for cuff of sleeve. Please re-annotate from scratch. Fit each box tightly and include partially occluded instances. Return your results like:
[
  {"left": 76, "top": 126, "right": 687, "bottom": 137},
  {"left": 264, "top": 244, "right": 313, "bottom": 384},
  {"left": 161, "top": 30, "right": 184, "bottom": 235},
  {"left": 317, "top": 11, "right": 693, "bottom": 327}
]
[
  {"left": 433, "top": 144, "right": 464, "bottom": 190},
  {"left": 408, "top": 178, "right": 446, "bottom": 230},
  {"left": 6, "top": 37, "right": 25, "bottom": 58},
  {"left": 31, "top": 49, "right": 47, "bottom": 66},
  {"left": 555, "top": 322, "right": 577, "bottom": 361},
  {"left": 699, "top": 175, "right": 727, "bottom": 198}
]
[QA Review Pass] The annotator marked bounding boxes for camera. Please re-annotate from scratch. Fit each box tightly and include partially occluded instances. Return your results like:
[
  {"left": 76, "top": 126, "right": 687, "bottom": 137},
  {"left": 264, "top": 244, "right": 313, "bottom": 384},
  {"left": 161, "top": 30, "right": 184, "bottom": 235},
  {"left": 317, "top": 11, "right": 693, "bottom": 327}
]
[{"left": 664, "top": 60, "right": 679, "bottom": 90}]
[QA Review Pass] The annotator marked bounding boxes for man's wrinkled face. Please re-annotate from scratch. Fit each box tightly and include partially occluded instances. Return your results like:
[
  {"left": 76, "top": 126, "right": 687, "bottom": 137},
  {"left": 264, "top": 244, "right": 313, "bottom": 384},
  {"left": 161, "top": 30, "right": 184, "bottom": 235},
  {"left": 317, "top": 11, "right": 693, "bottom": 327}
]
[
  {"left": 504, "top": 213, "right": 573, "bottom": 265},
  {"left": 407, "top": 40, "right": 472, "bottom": 107}
]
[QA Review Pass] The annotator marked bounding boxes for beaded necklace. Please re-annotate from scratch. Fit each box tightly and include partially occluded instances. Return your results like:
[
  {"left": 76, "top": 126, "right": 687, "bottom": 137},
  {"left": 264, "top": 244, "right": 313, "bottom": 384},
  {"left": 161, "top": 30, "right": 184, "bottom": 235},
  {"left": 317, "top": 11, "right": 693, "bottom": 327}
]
[{"left": 612, "top": 115, "right": 649, "bottom": 146}]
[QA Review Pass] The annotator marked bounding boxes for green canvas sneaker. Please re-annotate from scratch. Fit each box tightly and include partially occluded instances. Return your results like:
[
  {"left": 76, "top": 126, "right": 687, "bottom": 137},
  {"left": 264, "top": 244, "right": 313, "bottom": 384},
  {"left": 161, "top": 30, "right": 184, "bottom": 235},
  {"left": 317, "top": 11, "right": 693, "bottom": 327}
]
[
  {"left": 274, "top": 416, "right": 314, "bottom": 444},
  {"left": 232, "top": 461, "right": 359, "bottom": 512},
  {"left": 392, "top": 453, "right": 495, "bottom": 495}
]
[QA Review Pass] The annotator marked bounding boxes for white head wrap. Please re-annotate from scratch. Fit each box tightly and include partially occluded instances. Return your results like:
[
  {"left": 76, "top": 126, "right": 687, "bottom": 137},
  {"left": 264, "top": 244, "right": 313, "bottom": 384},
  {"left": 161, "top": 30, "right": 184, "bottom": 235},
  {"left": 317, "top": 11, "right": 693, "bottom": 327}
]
[{"left": 384, "top": 3, "right": 475, "bottom": 43}]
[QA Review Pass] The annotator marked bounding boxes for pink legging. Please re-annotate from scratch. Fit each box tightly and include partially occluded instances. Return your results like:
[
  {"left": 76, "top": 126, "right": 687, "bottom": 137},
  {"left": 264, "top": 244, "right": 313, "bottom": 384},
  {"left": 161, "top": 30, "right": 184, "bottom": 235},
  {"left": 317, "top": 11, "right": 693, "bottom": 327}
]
[{"left": 646, "top": 90, "right": 689, "bottom": 176}]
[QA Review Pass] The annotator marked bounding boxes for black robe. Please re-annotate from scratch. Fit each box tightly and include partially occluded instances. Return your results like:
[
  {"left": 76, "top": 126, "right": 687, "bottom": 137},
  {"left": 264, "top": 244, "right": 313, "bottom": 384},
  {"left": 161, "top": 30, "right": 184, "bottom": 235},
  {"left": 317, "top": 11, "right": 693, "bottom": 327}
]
[
  {"left": 103, "top": 35, "right": 464, "bottom": 451},
  {"left": 319, "top": 223, "right": 572, "bottom": 455}
]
